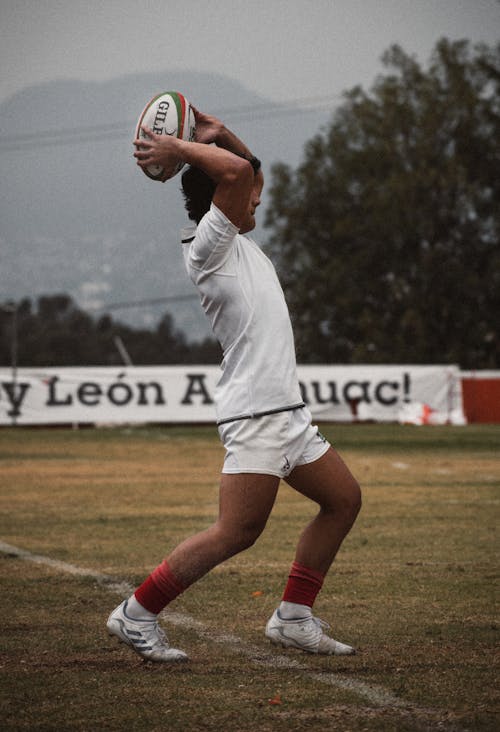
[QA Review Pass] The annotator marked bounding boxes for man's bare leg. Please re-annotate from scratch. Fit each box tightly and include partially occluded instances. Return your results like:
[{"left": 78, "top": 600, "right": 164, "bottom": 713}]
[
  {"left": 167, "top": 472, "right": 280, "bottom": 585},
  {"left": 286, "top": 447, "right": 361, "bottom": 574},
  {"left": 265, "top": 447, "right": 361, "bottom": 655}
]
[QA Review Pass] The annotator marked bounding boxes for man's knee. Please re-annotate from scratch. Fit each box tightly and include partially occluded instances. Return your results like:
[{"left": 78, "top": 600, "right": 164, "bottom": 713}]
[
  {"left": 325, "top": 477, "right": 362, "bottom": 523},
  {"left": 217, "top": 518, "right": 266, "bottom": 555},
  {"left": 347, "top": 478, "right": 362, "bottom": 520}
]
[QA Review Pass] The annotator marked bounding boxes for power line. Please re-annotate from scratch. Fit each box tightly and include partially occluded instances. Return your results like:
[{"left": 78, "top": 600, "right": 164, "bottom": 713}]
[
  {"left": 0, "top": 93, "right": 341, "bottom": 152},
  {"left": 0, "top": 121, "right": 128, "bottom": 143},
  {"left": 85, "top": 293, "right": 199, "bottom": 313}
]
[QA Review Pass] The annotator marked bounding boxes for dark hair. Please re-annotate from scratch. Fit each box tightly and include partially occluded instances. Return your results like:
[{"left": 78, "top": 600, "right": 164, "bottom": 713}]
[{"left": 181, "top": 166, "right": 216, "bottom": 223}]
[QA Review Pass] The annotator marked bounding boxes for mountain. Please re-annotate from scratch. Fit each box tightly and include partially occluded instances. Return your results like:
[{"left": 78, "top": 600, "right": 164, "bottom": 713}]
[{"left": 0, "top": 71, "right": 334, "bottom": 340}]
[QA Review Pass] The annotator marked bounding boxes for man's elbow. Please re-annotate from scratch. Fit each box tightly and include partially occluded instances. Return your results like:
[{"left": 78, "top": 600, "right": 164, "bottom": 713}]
[{"left": 223, "top": 157, "right": 253, "bottom": 187}]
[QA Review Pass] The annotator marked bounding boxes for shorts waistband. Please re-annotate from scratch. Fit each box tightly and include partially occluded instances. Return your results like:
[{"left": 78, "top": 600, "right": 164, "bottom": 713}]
[{"left": 216, "top": 403, "right": 305, "bottom": 426}]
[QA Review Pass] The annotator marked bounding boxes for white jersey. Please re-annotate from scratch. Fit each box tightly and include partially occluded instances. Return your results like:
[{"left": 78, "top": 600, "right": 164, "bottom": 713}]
[{"left": 181, "top": 203, "right": 303, "bottom": 424}]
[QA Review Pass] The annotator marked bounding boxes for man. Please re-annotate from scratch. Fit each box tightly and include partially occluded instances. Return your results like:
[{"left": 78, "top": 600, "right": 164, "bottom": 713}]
[{"left": 107, "top": 107, "right": 361, "bottom": 662}]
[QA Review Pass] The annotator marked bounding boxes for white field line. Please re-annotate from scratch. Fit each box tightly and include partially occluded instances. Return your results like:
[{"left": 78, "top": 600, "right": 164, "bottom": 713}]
[{"left": 1, "top": 540, "right": 413, "bottom": 711}]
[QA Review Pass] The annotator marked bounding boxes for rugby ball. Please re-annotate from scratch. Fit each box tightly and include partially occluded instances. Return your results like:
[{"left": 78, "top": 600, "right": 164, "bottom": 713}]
[{"left": 135, "top": 91, "right": 196, "bottom": 180}]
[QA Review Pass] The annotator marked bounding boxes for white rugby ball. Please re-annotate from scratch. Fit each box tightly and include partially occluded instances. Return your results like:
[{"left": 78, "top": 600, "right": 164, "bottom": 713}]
[{"left": 135, "top": 91, "right": 196, "bottom": 181}]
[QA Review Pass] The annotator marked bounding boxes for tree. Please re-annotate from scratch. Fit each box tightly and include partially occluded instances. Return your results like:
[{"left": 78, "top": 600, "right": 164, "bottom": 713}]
[
  {"left": 0, "top": 294, "right": 221, "bottom": 366},
  {"left": 264, "top": 39, "right": 500, "bottom": 367}
]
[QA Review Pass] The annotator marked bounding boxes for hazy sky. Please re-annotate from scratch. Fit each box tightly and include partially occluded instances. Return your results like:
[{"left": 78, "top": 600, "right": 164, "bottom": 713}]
[{"left": 1, "top": 0, "right": 499, "bottom": 107}]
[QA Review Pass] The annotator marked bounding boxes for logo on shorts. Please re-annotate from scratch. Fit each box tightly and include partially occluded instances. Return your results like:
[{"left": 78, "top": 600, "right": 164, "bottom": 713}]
[{"left": 282, "top": 455, "right": 290, "bottom": 473}]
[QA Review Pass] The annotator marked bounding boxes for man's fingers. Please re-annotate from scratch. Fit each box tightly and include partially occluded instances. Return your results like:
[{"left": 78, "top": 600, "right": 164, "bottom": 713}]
[
  {"left": 133, "top": 125, "right": 156, "bottom": 146},
  {"left": 140, "top": 124, "right": 156, "bottom": 138}
]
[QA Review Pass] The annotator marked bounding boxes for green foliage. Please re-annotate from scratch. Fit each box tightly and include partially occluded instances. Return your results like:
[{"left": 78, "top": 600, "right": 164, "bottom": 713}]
[
  {"left": 0, "top": 294, "right": 221, "bottom": 366},
  {"left": 265, "top": 39, "right": 500, "bottom": 367}
]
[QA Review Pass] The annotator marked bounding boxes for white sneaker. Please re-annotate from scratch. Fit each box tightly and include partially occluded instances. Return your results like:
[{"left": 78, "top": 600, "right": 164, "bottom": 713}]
[
  {"left": 107, "top": 600, "right": 188, "bottom": 662},
  {"left": 265, "top": 609, "right": 356, "bottom": 655}
]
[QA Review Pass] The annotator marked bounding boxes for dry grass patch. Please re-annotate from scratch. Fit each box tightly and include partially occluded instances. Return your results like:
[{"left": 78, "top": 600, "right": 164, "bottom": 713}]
[{"left": 0, "top": 424, "right": 498, "bottom": 730}]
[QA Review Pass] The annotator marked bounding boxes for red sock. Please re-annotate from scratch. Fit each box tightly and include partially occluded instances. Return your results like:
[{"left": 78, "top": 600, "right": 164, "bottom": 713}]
[
  {"left": 134, "top": 560, "right": 186, "bottom": 615},
  {"left": 282, "top": 561, "right": 325, "bottom": 608}
]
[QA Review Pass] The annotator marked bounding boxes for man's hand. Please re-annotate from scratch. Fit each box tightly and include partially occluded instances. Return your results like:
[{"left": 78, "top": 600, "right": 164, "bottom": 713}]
[
  {"left": 192, "top": 107, "right": 224, "bottom": 145},
  {"left": 133, "top": 126, "right": 182, "bottom": 181},
  {"left": 192, "top": 107, "right": 255, "bottom": 161}
]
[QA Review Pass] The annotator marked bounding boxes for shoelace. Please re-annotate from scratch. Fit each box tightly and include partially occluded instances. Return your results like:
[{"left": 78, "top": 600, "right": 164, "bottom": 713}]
[
  {"left": 138, "top": 619, "right": 169, "bottom": 648},
  {"left": 312, "top": 616, "right": 331, "bottom": 634}
]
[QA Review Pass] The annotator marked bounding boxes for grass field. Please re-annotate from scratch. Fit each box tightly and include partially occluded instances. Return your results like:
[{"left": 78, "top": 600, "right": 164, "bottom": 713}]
[{"left": 0, "top": 423, "right": 498, "bottom": 731}]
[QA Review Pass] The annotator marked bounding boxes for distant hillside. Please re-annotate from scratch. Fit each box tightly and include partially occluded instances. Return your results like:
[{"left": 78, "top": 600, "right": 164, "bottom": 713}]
[{"left": 0, "top": 71, "right": 333, "bottom": 340}]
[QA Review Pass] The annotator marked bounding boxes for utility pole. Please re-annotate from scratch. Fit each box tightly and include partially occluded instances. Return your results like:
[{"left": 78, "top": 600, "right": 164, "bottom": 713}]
[{"left": 1, "top": 303, "right": 18, "bottom": 425}]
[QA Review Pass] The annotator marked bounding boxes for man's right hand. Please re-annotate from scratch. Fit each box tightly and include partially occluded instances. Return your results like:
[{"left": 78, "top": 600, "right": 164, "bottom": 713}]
[
  {"left": 192, "top": 107, "right": 224, "bottom": 146},
  {"left": 133, "top": 126, "right": 182, "bottom": 181}
]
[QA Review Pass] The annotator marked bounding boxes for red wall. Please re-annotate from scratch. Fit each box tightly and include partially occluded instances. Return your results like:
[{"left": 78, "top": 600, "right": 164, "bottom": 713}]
[{"left": 461, "top": 378, "right": 500, "bottom": 423}]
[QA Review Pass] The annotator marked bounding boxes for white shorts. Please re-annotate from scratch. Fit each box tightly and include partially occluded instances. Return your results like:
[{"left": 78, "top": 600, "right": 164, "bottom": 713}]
[{"left": 218, "top": 406, "right": 330, "bottom": 478}]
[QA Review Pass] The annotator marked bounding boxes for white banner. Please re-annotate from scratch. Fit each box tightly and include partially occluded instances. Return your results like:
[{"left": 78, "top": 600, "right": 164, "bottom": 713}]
[{"left": 0, "top": 365, "right": 463, "bottom": 426}]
